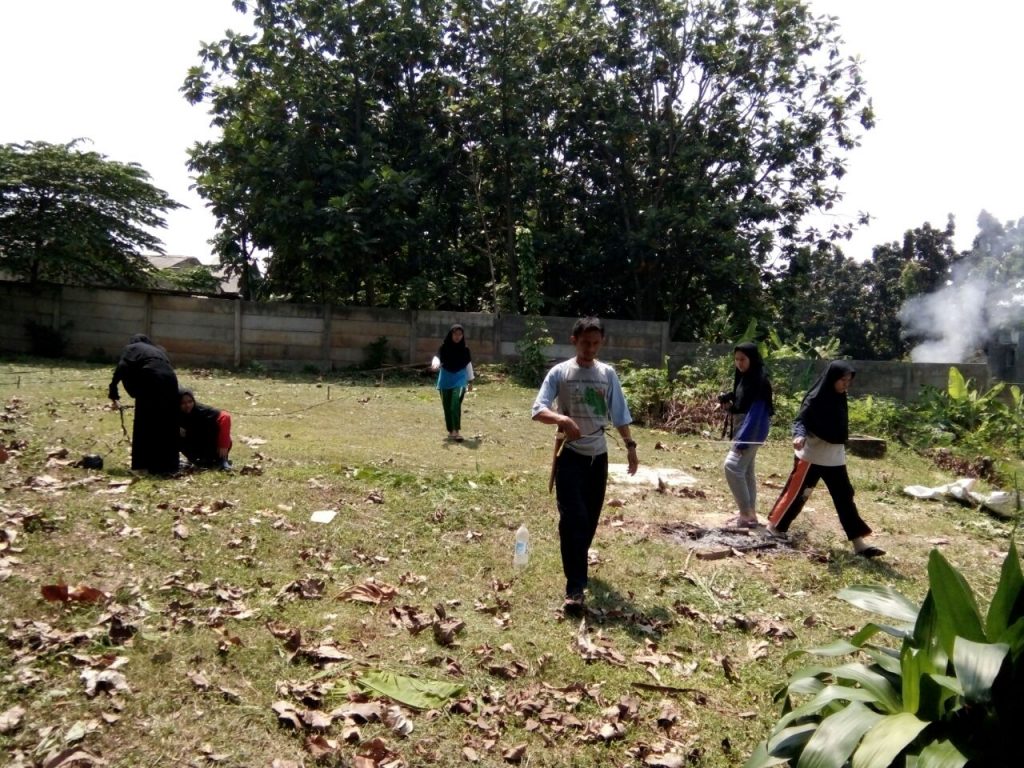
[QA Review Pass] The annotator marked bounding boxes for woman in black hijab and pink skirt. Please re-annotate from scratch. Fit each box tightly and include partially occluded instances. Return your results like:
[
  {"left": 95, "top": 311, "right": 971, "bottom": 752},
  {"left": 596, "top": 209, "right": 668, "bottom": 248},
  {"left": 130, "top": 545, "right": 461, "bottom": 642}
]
[{"left": 767, "top": 360, "right": 884, "bottom": 558}]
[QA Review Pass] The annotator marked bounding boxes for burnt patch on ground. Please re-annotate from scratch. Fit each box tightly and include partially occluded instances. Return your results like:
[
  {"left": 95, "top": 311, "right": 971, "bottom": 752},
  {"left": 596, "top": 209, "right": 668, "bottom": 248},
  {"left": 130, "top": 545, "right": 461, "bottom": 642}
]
[{"left": 660, "top": 521, "right": 794, "bottom": 559}]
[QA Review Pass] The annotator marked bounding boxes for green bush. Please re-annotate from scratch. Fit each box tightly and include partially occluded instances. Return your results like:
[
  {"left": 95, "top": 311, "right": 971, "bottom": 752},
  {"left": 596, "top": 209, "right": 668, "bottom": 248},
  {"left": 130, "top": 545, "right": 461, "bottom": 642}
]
[
  {"left": 512, "top": 317, "right": 553, "bottom": 386},
  {"left": 618, "top": 357, "right": 674, "bottom": 425},
  {"left": 748, "top": 541, "right": 1024, "bottom": 768},
  {"left": 362, "top": 335, "right": 400, "bottom": 370},
  {"left": 848, "top": 395, "right": 909, "bottom": 438},
  {"left": 906, "top": 367, "right": 1018, "bottom": 455}
]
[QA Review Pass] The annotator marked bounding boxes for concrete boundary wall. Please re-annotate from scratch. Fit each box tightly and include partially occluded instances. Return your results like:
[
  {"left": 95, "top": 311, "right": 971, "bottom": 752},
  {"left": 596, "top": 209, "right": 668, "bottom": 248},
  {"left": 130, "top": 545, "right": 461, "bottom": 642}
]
[{"left": 0, "top": 280, "right": 992, "bottom": 401}]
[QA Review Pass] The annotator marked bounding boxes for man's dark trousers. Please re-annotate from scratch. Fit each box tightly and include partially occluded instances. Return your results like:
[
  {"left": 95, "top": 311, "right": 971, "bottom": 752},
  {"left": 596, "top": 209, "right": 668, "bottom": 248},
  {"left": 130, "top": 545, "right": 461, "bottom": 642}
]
[{"left": 555, "top": 449, "right": 608, "bottom": 597}]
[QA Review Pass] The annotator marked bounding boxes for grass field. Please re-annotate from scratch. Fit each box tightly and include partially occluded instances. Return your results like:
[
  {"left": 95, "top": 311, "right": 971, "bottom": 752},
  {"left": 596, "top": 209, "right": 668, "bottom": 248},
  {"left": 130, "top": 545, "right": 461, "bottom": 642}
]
[{"left": 0, "top": 358, "right": 1018, "bottom": 768}]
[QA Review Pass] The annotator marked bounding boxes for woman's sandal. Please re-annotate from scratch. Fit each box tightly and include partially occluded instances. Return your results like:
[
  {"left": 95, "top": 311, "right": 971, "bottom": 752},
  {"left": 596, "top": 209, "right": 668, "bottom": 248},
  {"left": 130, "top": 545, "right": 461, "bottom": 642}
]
[
  {"left": 856, "top": 546, "right": 886, "bottom": 559},
  {"left": 723, "top": 515, "right": 760, "bottom": 529}
]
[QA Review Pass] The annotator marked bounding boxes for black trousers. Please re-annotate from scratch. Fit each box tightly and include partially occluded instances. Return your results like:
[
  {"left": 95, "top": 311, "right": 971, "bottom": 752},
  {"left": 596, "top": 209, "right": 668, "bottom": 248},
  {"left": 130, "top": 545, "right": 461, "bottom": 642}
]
[
  {"left": 554, "top": 449, "right": 608, "bottom": 596},
  {"left": 768, "top": 457, "right": 871, "bottom": 540},
  {"left": 131, "top": 373, "right": 180, "bottom": 474}
]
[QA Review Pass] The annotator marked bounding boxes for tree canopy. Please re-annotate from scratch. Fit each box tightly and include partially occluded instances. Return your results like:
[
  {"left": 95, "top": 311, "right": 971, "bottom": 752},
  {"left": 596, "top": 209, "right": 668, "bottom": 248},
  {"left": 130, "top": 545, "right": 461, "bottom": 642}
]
[
  {"left": 185, "top": 0, "right": 873, "bottom": 334},
  {"left": 0, "top": 140, "right": 182, "bottom": 286}
]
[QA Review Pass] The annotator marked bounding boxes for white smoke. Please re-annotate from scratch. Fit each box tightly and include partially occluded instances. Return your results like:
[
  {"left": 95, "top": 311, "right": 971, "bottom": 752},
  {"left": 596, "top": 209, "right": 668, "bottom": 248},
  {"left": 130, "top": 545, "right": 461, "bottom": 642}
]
[{"left": 899, "top": 270, "right": 1024, "bottom": 363}]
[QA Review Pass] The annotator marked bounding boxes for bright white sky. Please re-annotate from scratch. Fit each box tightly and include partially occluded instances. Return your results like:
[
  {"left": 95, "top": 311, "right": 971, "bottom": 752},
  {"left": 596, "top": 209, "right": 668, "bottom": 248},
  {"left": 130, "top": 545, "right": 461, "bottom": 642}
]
[{"left": 2, "top": 1, "right": 1021, "bottom": 264}]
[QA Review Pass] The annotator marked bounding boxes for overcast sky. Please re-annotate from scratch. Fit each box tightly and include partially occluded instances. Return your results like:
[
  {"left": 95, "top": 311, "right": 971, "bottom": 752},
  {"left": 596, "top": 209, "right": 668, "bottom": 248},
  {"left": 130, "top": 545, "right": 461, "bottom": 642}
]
[{"left": 2, "top": 1, "right": 1021, "bottom": 264}]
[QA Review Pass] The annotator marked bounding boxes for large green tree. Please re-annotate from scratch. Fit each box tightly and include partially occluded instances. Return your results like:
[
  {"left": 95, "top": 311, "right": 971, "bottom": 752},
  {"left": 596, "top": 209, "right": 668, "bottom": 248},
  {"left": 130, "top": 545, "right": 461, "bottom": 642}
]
[
  {"left": 533, "top": 0, "right": 873, "bottom": 336},
  {"left": 964, "top": 210, "right": 1024, "bottom": 286},
  {"left": 185, "top": 0, "right": 871, "bottom": 333},
  {"left": 0, "top": 140, "right": 181, "bottom": 286},
  {"left": 769, "top": 218, "right": 961, "bottom": 360}
]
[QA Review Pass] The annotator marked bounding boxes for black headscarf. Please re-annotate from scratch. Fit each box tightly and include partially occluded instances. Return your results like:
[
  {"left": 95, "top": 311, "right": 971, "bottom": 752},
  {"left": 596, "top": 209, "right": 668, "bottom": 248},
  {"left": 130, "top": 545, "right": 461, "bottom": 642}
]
[
  {"left": 731, "top": 342, "right": 774, "bottom": 416},
  {"left": 109, "top": 334, "right": 174, "bottom": 400},
  {"left": 796, "top": 360, "right": 855, "bottom": 444},
  {"left": 438, "top": 324, "right": 471, "bottom": 373},
  {"left": 178, "top": 387, "right": 222, "bottom": 425},
  {"left": 178, "top": 387, "right": 223, "bottom": 461},
  {"left": 118, "top": 334, "right": 164, "bottom": 365}
]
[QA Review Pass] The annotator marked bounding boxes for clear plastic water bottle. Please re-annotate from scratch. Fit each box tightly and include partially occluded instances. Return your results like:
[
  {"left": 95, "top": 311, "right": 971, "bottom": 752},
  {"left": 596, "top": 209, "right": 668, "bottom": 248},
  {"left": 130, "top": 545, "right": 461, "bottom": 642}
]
[{"left": 513, "top": 524, "right": 529, "bottom": 569}]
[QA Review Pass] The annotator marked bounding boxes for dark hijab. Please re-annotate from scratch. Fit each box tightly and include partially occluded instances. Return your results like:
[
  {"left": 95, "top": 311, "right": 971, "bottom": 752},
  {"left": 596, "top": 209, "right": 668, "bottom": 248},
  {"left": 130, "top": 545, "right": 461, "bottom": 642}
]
[
  {"left": 438, "top": 324, "right": 471, "bottom": 373},
  {"left": 796, "top": 360, "right": 855, "bottom": 444},
  {"left": 109, "top": 334, "right": 174, "bottom": 400},
  {"left": 731, "top": 342, "right": 774, "bottom": 415},
  {"left": 178, "top": 386, "right": 222, "bottom": 433},
  {"left": 120, "top": 334, "right": 167, "bottom": 365}
]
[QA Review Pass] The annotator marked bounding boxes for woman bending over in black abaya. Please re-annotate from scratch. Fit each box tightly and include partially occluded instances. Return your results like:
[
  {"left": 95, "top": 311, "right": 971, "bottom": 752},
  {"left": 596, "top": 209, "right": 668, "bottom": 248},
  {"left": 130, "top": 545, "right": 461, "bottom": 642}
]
[{"left": 108, "top": 334, "right": 180, "bottom": 474}]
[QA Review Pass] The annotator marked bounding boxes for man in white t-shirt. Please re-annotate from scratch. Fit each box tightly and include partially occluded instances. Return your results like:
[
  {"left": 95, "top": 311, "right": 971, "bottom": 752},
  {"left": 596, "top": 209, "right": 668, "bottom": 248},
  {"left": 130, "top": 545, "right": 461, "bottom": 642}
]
[{"left": 532, "top": 317, "right": 639, "bottom": 615}]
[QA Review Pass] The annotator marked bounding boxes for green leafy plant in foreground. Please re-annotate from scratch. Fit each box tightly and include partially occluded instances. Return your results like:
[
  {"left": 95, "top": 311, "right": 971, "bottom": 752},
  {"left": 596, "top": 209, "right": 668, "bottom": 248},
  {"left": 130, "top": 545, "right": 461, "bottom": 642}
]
[{"left": 748, "top": 542, "right": 1024, "bottom": 768}]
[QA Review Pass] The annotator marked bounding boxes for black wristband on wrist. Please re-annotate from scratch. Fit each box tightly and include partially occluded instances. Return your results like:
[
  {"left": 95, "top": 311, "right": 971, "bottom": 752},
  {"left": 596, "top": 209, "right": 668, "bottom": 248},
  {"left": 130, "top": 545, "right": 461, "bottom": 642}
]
[{"left": 624, "top": 439, "right": 637, "bottom": 449}]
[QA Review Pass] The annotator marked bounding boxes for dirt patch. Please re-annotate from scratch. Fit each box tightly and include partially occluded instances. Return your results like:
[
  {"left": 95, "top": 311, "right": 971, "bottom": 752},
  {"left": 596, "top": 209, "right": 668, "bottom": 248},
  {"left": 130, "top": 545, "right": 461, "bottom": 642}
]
[
  {"left": 608, "top": 463, "right": 698, "bottom": 488},
  {"left": 660, "top": 520, "right": 792, "bottom": 558},
  {"left": 929, "top": 448, "right": 997, "bottom": 481}
]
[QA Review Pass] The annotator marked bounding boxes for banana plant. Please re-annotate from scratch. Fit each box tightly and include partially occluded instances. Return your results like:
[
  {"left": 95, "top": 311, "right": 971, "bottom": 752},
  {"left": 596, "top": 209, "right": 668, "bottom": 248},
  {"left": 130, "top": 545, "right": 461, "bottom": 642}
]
[
  {"left": 747, "top": 542, "right": 1024, "bottom": 768},
  {"left": 1010, "top": 384, "right": 1024, "bottom": 457}
]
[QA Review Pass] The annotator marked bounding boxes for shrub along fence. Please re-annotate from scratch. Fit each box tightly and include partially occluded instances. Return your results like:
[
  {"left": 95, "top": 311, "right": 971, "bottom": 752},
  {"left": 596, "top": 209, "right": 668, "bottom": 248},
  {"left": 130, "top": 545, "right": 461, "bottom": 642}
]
[{"left": 0, "top": 280, "right": 992, "bottom": 403}]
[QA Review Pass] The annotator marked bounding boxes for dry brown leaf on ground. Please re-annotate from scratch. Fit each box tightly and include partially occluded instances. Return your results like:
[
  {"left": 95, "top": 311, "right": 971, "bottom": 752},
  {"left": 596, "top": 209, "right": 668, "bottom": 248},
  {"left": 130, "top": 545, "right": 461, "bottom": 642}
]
[
  {"left": 759, "top": 618, "right": 796, "bottom": 640},
  {"left": 747, "top": 640, "right": 770, "bottom": 660},
  {"left": 643, "top": 750, "right": 689, "bottom": 767},
  {"left": 305, "top": 734, "right": 342, "bottom": 759},
  {"left": 80, "top": 668, "right": 129, "bottom": 698},
  {"left": 276, "top": 578, "right": 326, "bottom": 601},
  {"left": 40, "top": 584, "right": 108, "bottom": 604},
  {"left": 336, "top": 579, "right": 398, "bottom": 604},
  {"left": 501, "top": 744, "right": 527, "bottom": 763},
  {"left": 718, "top": 654, "right": 740, "bottom": 684},
  {"left": 587, "top": 721, "right": 627, "bottom": 743},
  {"left": 575, "top": 623, "right": 627, "bottom": 666},
  {"left": 385, "top": 704, "right": 414, "bottom": 736},
  {"left": 656, "top": 700, "right": 680, "bottom": 731},
  {"left": 271, "top": 701, "right": 303, "bottom": 729},
  {"left": 212, "top": 625, "right": 244, "bottom": 654},
  {"left": 198, "top": 743, "right": 231, "bottom": 762},
  {"left": 355, "top": 736, "right": 403, "bottom": 767},
  {"left": 26, "top": 474, "right": 65, "bottom": 490},
  {"left": 633, "top": 640, "right": 673, "bottom": 669},
  {"left": 389, "top": 604, "right": 433, "bottom": 635},
  {"left": 0, "top": 704, "right": 25, "bottom": 734},
  {"left": 40, "top": 748, "right": 107, "bottom": 768},
  {"left": 398, "top": 571, "right": 427, "bottom": 586},
  {"left": 301, "top": 709, "right": 333, "bottom": 730},
  {"left": 219, "top": 686, "right": 243, "bottom": 703},
  {"left": 484, "top": 661, "right": 526, "bottom": 680},
  {"left": 301, "top": 643, "right": 354, "bottom": 664},
  {"left": 328, "top": 700, "right": 384, "bottom": 724},
  {"left": 187, "top": 670, "right": 211, "bottom": 691},
  {"left": 266, "top": 620, "right": 302, "bottom": 652},
  {"left": 433, "top": 617, "right": 466, "bottom": 646}
]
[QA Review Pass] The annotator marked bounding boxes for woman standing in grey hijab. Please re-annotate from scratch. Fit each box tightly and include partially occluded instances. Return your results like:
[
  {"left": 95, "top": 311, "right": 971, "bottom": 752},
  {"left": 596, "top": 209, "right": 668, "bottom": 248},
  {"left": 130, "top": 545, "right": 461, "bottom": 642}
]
[{"left": 720, "top": 342, "right": 773, "bottom": 527}]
